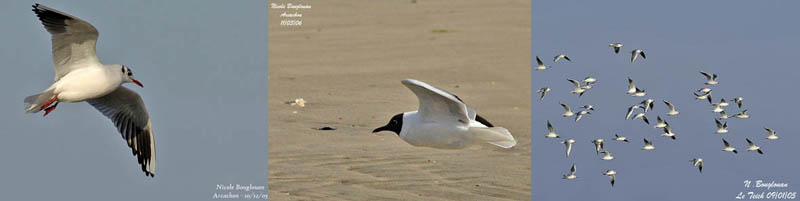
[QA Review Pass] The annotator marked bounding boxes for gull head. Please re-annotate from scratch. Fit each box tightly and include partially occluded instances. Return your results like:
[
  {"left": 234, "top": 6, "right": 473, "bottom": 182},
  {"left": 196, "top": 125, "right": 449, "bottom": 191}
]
[
  {"left": 119, "top": 65, "right": 143, "bottom": 87},
  {"left": 373, "top": 113, "right": 403, "bottom": 135}
]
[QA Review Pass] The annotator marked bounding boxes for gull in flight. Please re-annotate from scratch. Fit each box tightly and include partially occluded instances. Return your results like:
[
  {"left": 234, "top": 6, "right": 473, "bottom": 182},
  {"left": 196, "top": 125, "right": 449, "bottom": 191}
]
[
  {"left": 25, "top": 4, "right": 155, "bottom": 177},
  {"left": 613, "top": 134, "right": 629, "bottom": 142},
  {"left": 715, "top": 119, "right": 729, "bottom": 134},
  {"left": 591, "top": 138, "right": 605, "bottom": 154},
  {"left": 690, "top": 158, "right": 703, "bottom": 173},
  {"left": 603, "top": 170, "right": 617, "bottom": 187},
  {"left": 700, "top": 71, "right": 719, "bottom": 85},
  {"left": 654, "top": 116, "right": 668, "bottom": 128},
  {"left": 563, "top": 164, "right": 577, "bottom": 180},
  {"left": 641, "top": 99, "right": 655, "bottom": 112},
  {"left": 633, "top": 113, "right": 650, "bottom": 125},
  {"left": 567, "top": 79, "right": 587, "bottom": 97},
  {"left": 536, "top": 87, "right": 550, "bottom": 100},
  {"left": 694, "top": 91, "right": 713, "bottom": 104},
  {"left": 625, "top": 105, "right": 642, "bottom": 120},
  {"left": 575, "top": 110, "right": 591, "bottom": 122},
  {"left": 722, "top": 139, "right": 738, "bottom": 154},
  {"left": 600, "top": 151, "right": 614, "bottom": 161},
  {"left": 554, "top": 54, "right": 571, "bottom": 62},
  {"left": 696, "top": 87, "right": 712, "bottom": 94},
  {"left": 581, "top": 105, "right": 595, "bottom": 111},
  {"left": 718, "top": 98, "right": 730, "bottom": 107},
  {"left": 631, "top": 49, "right": 646, "bottom": 63},
  {"left": 718, "top": 111, "right": 730, "bottom": 120},
  {"left": 660, "top": 124, "right": 676, "bottom": 140},
  {"left": 732, "top": 97, "right": 743, "bottom": 108},
  {"left": 545, "top": 121, "right": 560, "bottom": 138},
  {"left": 735, "top": 109, "right": 750, "bottom": 119},
  {"left": 746, "top": 138, "right": 763, "bottom": 154},
  {"left": 535, "top": 56, "right": 550, "bottom": 71},
  {"left": 562, "top": 138, "right": 576, "bottom": 158},
  {"left": 711, "top": 102, "right": 725, "bottom": 113},
  {"left": 631, "top": 87, "right": 646, "bottom": 97},
  {"left": 583, "top": 76, "right": 597, "bottom": 85},
  {"left": 373, "top": 79, "right": 516, "bottom": 149},
  {"left": 609, "top": 43, "right": 623, "bottom": 54},
  {"left": 626, "top": 77, "right": 637, "bottom": 94},
  {"left": 663, "top": 100, "right": 679, "bottom": 116},
  {"left": 560, "top": 102, "right": 574, "bottom": 117},
  {"left": 642, "top": 138, "right": 655, "bottom": 150},
  {"left": 764, "top": 127, "right": 778, "bottom": 140}
]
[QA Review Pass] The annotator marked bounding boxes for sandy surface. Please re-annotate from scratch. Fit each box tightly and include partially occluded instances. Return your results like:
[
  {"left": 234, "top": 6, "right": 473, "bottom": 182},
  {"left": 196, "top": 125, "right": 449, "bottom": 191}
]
[{"left": 267, "top": 0, "right": 530, "bottom": 200}]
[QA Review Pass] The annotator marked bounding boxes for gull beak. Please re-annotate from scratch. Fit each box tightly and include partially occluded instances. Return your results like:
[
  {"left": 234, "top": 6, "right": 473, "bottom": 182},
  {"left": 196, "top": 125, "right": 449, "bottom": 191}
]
[
  {"left": 372, "top": 126, "right": 388, "bottom": 133},
  {"left": 131, "top": 78, "right": 144, "bottom": 87}
]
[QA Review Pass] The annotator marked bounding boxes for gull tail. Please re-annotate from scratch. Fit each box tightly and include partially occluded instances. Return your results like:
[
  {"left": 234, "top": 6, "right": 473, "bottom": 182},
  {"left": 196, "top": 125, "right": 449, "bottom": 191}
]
[
  {"left": 24, "top": 89, "right": 55, "bottom": 113},
  {"left": 468, "top": 127, "right": 516, "bottom": 148}
]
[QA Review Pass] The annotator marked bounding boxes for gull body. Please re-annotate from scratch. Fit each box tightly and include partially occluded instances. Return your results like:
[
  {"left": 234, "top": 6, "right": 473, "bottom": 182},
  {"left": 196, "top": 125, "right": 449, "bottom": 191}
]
[
  {"left": 718, "top": 111, "right": 729, "bottom": 120},
  {"left": 536, "top": 87, "right": 550, "bottom": 100},
  {"left": 746, "top": 138, "right": 763, "bottom": 154},
  {"left": 735, "top": 109, "right": 750, "bottom": 119},
  {"left": 697, "top": 88, "right": 712, "bottom": 94},
  {"left": 545, "top": 121, "right": 560, "bottom": 138},
  {"left": 718, "top": 99, "right": 729, "bottom": 107},
  {"left": 575, "top": 110, "right": 591, "bottom": 122},
  {"left": 631, "top": 49, "right": 646, "bottom": 63},
  {"left": 764, "top": 127, "right": 778, "bottom": 140},
  {"left": 563, "top": 164, "right": 577, "bottom": 180},
  {"left": 664, "top": 100, "right": 679, "bottom": 116},
  {"left": 700, "top": 71, "right": 718, "bottom": 85},
  {"left": 715, "top": 119, "right": 729, "bottom": 134},
  {"left": 711, "top": 103, "right": 724, "bottom": 113},
  {"left": 373, "top": 79, "right": 517, "bottom": 149},
  {"left": 581, "top": 105, "right": 595, "bottom": 111},
  {"left": 603, "top": 170, "right": 617, "bottom": 187},
  {"left": 654, "top": 116, "right": 667, "bottom": 128},
  {"left": 560, "top": 102, "right": 574, "bottom": 117},
  {"left": 554, "top": 54, "right": 571, "bottom": 62},
  {"left": 600, "top": 151, "right": 614, "bottom": 161},
  {"left": 562, "top": 138, "right": 575, "bottom": 158},
  {"left": 583, "top": 76, "right": 597, "bottom": 84},
  {"left": 722, "top": 139, "right": 738, "bottom": 154},
  {"left": 591, "top": 138, "right": 605, "bottom": 154},
  {"left": 642, "top": 138, "right": 655, "bottom": 150},
  {"left": 626, "top": 77, "right": 637, "bottom": 94},
  {"left": 613, "top": 134, "right": 629, "bottom": 142},
  {"left": 632, "top": 87, "right": 646, "bottom": 97},
  {"left": 609, "top": 43, "right": 623, "bottom": 53},
  {"left": 695, "top": 91, "right": 713, "bottom": 104},
  {"left": 690, "top": 158, "right": 703, "bottom": 173}
]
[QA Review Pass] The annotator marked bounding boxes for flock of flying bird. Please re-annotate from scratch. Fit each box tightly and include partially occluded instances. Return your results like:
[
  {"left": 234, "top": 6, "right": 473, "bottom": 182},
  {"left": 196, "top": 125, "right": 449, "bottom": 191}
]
[{"left": 535, "top": 43, "right": 781, "bottom": 187}]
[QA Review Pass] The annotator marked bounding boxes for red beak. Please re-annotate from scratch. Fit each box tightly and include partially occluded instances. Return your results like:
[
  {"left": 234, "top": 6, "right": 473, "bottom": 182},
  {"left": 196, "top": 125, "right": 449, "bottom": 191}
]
[{"left": 131, "top": 78, "right": 143, "bottom": 87}]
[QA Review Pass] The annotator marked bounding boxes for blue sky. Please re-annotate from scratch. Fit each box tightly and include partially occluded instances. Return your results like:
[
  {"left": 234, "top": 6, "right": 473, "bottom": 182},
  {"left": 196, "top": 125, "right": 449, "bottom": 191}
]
[
  {"left": 0, "top": 1, "right": 266, "bottom": 200},
  {"left": 533, "top": 0, "right": 800, "bottom": 200}
]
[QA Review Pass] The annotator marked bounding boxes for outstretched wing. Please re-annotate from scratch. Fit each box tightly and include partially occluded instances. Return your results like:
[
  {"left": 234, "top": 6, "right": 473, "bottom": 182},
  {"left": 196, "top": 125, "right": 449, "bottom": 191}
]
[
  {"left": 87, "top": 87, "right": 155, "bottom": 177},
  {"left": 401, "top": 79, "right": 469, "bottom": 125},
  {"left": 32, "top": 4, "right": 101, "bottom": 81}
]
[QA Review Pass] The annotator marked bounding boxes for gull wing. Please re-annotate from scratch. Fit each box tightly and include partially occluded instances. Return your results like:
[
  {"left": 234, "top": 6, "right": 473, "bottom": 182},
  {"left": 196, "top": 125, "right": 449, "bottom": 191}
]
[
  {"left": 567, "top": 79, "right": 581, "bottom": 89},
  {"left": 32, "top": 4, "right": 102, "bottom": 81},
  {"left": 560, "top": 103, "right": 572, "bottom": 112},
  {"left": 664, "top": 100, "right": 676, "bottom": 111},
  {"left": 723, "top": 139, "right": 730, "bottom": 147},
  {"left": 87, "top": 87, "right": 155, "bottom": 177},
  {"left": 547, "top": 121, "right": 554, "bottom": 133},
  {"left": 401, "top": 79, "right": 469, "bottom": 125},
  {"left": 536, "top": 56, "right": 544, "bottom": 66},
  {"left": 570, "top": 164, "right": 576, "bottom": 174},
  {"left": 700, "top": 71, "right": 713, "bottom": 80}
]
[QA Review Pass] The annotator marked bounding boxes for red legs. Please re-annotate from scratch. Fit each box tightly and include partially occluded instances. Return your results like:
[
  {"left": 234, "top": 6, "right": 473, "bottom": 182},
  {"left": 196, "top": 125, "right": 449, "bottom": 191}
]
[
  {"left": 43, "top": 102, "right": 59, "bottom": 117},
  {"left": 40, "top": 95, "right": 59, "bottom": 117}
]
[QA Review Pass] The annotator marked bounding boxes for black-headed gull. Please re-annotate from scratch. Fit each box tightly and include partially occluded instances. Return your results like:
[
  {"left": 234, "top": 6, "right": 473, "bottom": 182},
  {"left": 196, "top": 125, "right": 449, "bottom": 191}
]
[
  {"left": 583, "top": 76, "right": 597, "bottom": 85},
  {"left": 626, "top": 77, "right": 637, "bottom": 94},
  {"left": 660, "top": 124, "right": 676, "bottom": 140},
  {"left": 554, "top": 54, "right": 571, "bottom": 62},
  {"left": 735, "top": 109, "right": 750, "bottom": 119},
  {"left": 690, "top": 158, "right": 703, "bottom": 173},
  {"left": 536, "top": 87, "right": 550, "bottom": 100},
  {"left": 700, "top": 71, "right": 719, "bottom": 85},
  {"left": 563, "top": 164, "right": 577, "bottom": 180},
  {"left": 715, "top": 119, "right": 729, "bottom": 134},
  {"left": 625, "top": 105, "right": 642, "bottom": 120},
  {"left": 764, "top": 127, "right": 778, "bottom": 140},
  {"left": 640, "top": 99, "right": 654, "bottom": 112},
  {"left": 654, "top": 116, "right": 667, "bottom": 128},
  {"left": 560, "top": 102, "right": 574, "bottom": 117},
  {"left": 663, "top": 100, "right": 679, "bottom": 116},
  {"left": 545, "top": 121, "right": 560, "bottom": 139},
  {"left": 633, "top": 113, "right": 649, "bottom": 125},
  {"left": 591, "top": 138, "right": 604, "bottom": 154},
  {"left": 609, "top": 43, "right": 623, "bottom": 54},
  {"left": 630, "top": 49, "right": 646, "bottom": 63},
  {"left": 562, "top": 138, "right": 575, "bottom": 157},
  {"left": 746, "top": 138, "right": 763, "bottom": 154},
  {"left": 694, "top": 91, "right": 713, "bottom": 104},
  {"left": 567, "top": 79, "right": 587, "bottom": 97},
  {"left": 631, "top": 87, "right": 646, "bottom": 97},
  {"left": 613, "top": 134, "right": 629, "bottom": 142},
  {"left": 722, "top": 139, "right": 738, "bottom": 154},
  {"left": 575, "top": 110, "right": 591, "bottom": 122},
  {"left": 603, "top": 170, "right": 617, "bottom": 187},
  {"left": 642, "top": 138, "right": 655, "bottom": 150},
  {"left": 600, "top": 151, "right": 614, "bottom": 161},
  {"left": 535, "top": 56, "right": 550, "bottom": 71},
  {"left": 373, "top": 79, "right": 516, "bottom": 149},
  {"left": 732, "top": 97, "right": 743, "bottom": 108},
  {"left": 25, "top": 4, "right": 155, "bottom": 177}
]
